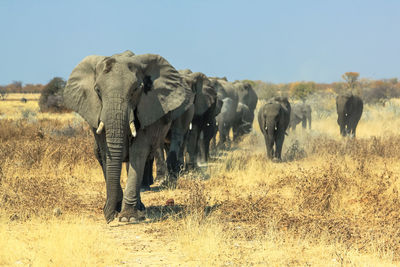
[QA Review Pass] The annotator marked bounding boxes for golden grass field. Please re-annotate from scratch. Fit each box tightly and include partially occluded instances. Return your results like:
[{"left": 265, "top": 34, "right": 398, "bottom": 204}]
[{"left": 1, "top": 93, "right": 400, "bottom": 266}]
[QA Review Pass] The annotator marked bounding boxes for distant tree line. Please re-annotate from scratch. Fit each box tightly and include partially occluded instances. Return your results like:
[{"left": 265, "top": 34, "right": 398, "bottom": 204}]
[
  {"left": 2, "top": 72, "right": 400, "bottom": 106},
  {"left": 0, "top": 81, "right": 44, "bottom": 94},
  {"left": 243, "top": 72, "right": 400, "bottom": 104}
]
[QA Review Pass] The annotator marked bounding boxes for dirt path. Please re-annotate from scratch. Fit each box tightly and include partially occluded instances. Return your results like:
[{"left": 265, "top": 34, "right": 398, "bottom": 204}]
[
  {"left": 93, "top": 186, "right": 194, "bottom": 266},
  {"left": 103, "top": 221, "right": 184, "bottom": 266}
]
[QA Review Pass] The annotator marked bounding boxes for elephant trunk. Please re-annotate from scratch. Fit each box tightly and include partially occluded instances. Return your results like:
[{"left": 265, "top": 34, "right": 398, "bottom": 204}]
[
  {"left": 337, "top": 113, "right": 347, "bottom": 136},
  {"left": 102, "top": 101, "right": 128, "bottom": 223},
  {"left": 264, "top": 120, "right": 276, "bottom": 159}
]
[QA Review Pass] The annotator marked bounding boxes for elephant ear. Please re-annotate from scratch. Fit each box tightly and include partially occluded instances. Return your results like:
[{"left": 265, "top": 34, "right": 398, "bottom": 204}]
[
  {"left": 190, "top": 72, "right": 217, "bottom": 116},
  {"left": 179, "top": 69, "right": 193, "bottom": 75},
  {"left": 133, "top": 54, "right": 193, "bottom": 128},
  {"left": 63, "top": 55, "right": 105, "bottom": 129}
]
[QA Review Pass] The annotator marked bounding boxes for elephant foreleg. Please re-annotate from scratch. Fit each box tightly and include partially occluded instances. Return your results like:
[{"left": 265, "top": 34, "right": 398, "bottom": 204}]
[
  {"left": 167, "top": 129, "right": 185, "bottom": 177},
  {"left": 155, "top": 145, "right": 167, "bottom": 179},
  {"left": 120, "top": 136, "right": 150, "bottom": 222},
  {"left": 274, "top": 133, "right": 285, "bottom": 160},
  {"left": 141, "top": 156, "right": 154, "bottom": 190},
  {"left": 301, "top": 118, "right": 307, "bottom": 129},
  {"left": 185, "top": 124, "right": 199, "bottom": 170}
]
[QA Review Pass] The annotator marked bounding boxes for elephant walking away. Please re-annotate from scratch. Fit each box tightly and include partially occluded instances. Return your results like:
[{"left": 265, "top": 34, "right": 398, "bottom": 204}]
[
  {"left": 258, "top": 97, "right": 291, "bottom": 160},
  {"left": 336, "top": 92, "right": 363, "bottom": 137},
  {"left": 64, "top": 50, "right": 193, "bottom": 223}
]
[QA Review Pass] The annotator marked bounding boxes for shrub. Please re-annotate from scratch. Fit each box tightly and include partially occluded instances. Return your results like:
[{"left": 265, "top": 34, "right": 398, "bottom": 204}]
[{"left": 39, "top": 77, "right": 69, "bottom": 112}]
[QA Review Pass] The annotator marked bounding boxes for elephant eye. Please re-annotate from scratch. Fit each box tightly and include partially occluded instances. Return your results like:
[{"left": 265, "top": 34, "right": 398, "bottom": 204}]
[{"left": 94, "top": 85, "right": 101, "bottom": 98}]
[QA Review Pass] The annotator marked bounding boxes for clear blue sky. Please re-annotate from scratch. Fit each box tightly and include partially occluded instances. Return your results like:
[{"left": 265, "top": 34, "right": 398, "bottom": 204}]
[{"left": 0, "top": 0, "right": 399, "bottom": 85}]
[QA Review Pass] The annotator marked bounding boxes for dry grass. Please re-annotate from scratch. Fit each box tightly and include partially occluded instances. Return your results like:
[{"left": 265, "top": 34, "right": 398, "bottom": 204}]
[
  {"left": 1, "top": 98, "right": 400, "bottom": 265},
  {"left": 0, "top": 216, "right": 124, "bottom": 266}
]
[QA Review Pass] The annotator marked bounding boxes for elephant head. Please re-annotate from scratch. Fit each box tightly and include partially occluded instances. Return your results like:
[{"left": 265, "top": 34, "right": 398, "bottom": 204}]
[
  {"left": 234, "top": 81, "right": 258, "bottom": 112},
  {"left": 179, "top": 71, "right": 217, "bottom": 115},
  {"left": 63, "top": 51, "right": 190, "bottom": 222}
]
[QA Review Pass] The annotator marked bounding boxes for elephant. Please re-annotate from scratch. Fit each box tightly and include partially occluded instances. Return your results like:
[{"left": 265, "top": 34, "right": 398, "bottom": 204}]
[
  {"left": 232, "top": 102, "right": 254, "bottom": 141},
  {"left": 289, "top": 103, "right": 311, "bottom": 130},
  {"left": 258, "top": 96, "right": 291, "bottom": 160},
  {"left": 141, "top": 104, "right": 194, "bottom": 188},
  {"left": 210, "top": 78, "right": 239, "bottom": 147},
  {"left": 197, "top": 98, "right": 223, "bottom": 163},
  {"left": 63, "top": 50, "right": 193, "bottom": 223},
  {"left": 179, "top": 70, "right": 218, "bottom": 169},
  {"left": 336, "top": 92, "right": 363, "bottom": 137},
  {"left": 234, "top": 81, "right": 258, "bottom": 115}
]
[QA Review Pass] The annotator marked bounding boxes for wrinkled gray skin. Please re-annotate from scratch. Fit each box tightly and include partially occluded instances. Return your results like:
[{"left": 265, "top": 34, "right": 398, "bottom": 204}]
[
  {"left": 211, "top": 78, "right": 239, "bottom": 147},
  {"left": 63, "top": 51, "right": 192, "bottom": 223},
  {"left": 258, "top": 97, "right": 291, "bottom": 160},
  {"left": 232, "top": 102, "right": 253, "bottom": 141},
  {"left": 289, "top": 103, "right": 311, "bottom": 130},
  {"left": 180, "top": 70, "right": 218, "bottom": 169},
  {"left": 336, "top": 93, "right": 363, "bottom": 137},
  {"left": 146, "top": 70, "right": 218, "bottom": 180},
  {"left": 226, "top": 81, "right": 258, "bottom": 141},
  {"left": 141, "top": 105, "right": 194, "bottom": 187},
  {"left": 198, "top": 98, "right": 223, "bottom": 162}
]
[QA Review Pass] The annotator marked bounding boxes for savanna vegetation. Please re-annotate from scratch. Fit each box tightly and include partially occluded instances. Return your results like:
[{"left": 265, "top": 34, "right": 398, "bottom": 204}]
[{"left": 1, "top": 90, "right": 400, "bottom": 265}]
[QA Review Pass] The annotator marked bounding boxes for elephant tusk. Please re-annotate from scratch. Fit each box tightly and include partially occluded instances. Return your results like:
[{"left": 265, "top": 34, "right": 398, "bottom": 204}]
[
  {"left": 189, "top": 123, "right": 192, "bottom": 130},
  {"left": 96, "top": 121, "right": 105, "bottom": 134},
  {"left": 130, "top": 122, "right": 137, "bottom": 137},
  {"left": 265, "top": 126, "right": 268, "bottom": 131}
]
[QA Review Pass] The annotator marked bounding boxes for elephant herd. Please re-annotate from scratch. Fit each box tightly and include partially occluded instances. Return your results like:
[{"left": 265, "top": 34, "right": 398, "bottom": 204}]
[
  {"left": 63, "top": 51, "right": 363, "bottom": 223},
  {"left": 63, "top": 51, "right": 258, "bottom": 223},
  {"left": 257, "top": 93, "right": 363, "bottom": 161}
]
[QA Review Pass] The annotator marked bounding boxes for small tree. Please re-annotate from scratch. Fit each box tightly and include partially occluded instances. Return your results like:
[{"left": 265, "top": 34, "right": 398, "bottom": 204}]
[
  {"left": 39, "top": 77, "right": 68, "bottom": 112},
  {"left": 342, "top": 72, "right": 359, "bottom": 90},
  {"left": 289, "top": 81, "right": 316, "bottom": 101}
]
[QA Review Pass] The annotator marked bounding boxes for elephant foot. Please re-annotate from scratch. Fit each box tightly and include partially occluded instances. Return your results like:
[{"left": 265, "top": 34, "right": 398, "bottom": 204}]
[
  {"left": 104, "top": 206, "right": 118, "bottom": 224},
  {"left": 118, "top": 204, "right": 146, "bottom": 223}
]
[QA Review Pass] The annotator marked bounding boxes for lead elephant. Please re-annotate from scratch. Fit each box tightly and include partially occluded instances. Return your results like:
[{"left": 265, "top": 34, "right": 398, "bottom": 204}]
[
  {"left": 258, "top": 97, "right": 291, "bottom": 160},
  {"left": 289, "top": 103, "right": 311, "bottom": 130},
  {"left": 336, "top": 92, "right": 363, "bottom": 137},
  {"left": 63, "top": 51, "right": 192, "bottom": 223}
]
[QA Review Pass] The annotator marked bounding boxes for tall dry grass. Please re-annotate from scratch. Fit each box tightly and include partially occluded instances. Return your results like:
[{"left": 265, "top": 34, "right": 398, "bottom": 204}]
[{"left": 1, "top": 97, "right": 400, "bottom": 265}]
